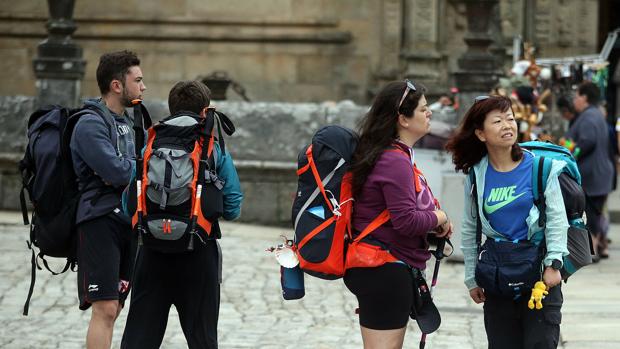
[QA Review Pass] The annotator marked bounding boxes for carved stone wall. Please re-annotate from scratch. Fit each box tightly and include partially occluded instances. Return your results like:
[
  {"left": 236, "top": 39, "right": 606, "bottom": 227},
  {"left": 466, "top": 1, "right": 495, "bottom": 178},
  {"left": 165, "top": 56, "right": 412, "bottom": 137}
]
[
  {"left": 0, "top": 1, "right": 384, "bottom": 104},
  {"left": 376, "top": 0, "right": 402, "bottom": 83},
  {"left": 442, "top": 1, "right": 469, "bottom": 76},
  {"left": 0, "top": 0, "right": 608, "bottom": 225},
  {"left": 0, "top": 0, "right": 603, "bottom": 103},
  {"left": 496, "top": 0, "right": 599, "bottom": 58},
  {"left": 402, "top": 0, "right": 445, "bottom": 94},
  {"left": 500, "top": 0, "right": 524, "bottom": 44}
]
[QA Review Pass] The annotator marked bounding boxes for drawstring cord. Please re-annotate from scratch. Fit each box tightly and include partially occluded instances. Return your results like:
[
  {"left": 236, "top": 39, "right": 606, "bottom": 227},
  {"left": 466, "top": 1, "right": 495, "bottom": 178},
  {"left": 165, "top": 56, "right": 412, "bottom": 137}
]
[{"left": 324, "top": 189, "right": 354, "bottom": 217}]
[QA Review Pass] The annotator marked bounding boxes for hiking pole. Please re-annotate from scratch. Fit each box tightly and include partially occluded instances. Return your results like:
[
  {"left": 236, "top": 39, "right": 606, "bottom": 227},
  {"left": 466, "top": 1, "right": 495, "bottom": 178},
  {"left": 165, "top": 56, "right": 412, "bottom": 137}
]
[
  {"left": 131, "top": 99, "right": 146, "bottom": 246},
  {"left": 419, "top": 237, "right": 447, "bottom": 349},
  {"left": 127, "top": 99, "right": 151, "bottom": 300}
]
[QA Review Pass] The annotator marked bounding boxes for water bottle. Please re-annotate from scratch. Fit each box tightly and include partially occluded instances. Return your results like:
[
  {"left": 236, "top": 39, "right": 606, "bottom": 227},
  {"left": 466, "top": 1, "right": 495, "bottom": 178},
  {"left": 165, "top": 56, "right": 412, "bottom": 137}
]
[{"left": 280, "top": 265, "right": 305, "bottom": 300}]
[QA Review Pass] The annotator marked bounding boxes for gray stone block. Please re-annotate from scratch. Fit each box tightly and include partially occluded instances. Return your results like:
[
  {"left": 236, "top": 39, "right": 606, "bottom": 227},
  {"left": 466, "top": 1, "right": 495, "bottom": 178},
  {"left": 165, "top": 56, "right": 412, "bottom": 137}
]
[
  {"left": 0, "top": 170, "right": 22, "bottom": 211},
  {"left": 0, "top": 96, "right": 34, "bottom": 154}
]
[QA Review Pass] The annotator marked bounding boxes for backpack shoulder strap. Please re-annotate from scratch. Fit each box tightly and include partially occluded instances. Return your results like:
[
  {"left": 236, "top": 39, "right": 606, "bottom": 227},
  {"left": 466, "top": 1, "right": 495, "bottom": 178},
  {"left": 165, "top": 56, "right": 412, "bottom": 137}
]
[
  {"left": 213, "top": 110, "right": 235, "bottom": 156},
  {"left": 292, "top": 146, "right": 346, "bottom": 230},
  {"left": 136, "top": 102, "right": 153, "bottom": 129},
  {"left": 532, "top": 156, "right": 552, "bottom": 229},
  {"left": 62, "top": 107, "right": 117, "bottom": 158},
  {"left": 469, "top": 169, "right": 483, "bottom": 251},
  {"left": 352, "top": 209, "right": 390, "bottom": 243}
]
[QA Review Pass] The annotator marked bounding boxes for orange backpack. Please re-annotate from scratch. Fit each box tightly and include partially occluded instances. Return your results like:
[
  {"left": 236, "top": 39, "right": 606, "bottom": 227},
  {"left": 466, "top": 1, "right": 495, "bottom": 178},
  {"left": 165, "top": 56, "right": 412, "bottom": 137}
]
[{"left": 291, "top": 126, "right": 398, "bottom": 279}]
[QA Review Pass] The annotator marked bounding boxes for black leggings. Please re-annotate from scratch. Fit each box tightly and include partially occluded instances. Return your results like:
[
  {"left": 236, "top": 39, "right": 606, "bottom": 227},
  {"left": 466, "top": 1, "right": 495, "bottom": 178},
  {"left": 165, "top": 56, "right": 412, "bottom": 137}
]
[{"left": 344, "top": 263, "right": 413, "bottom": 330}]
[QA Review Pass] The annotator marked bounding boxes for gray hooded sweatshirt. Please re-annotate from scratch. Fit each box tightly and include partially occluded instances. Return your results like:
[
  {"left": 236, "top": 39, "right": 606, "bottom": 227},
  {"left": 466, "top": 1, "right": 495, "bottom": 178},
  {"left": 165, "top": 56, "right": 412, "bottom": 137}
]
[{"left": 70, "top": 98, "right": 136, "bottom": 224}]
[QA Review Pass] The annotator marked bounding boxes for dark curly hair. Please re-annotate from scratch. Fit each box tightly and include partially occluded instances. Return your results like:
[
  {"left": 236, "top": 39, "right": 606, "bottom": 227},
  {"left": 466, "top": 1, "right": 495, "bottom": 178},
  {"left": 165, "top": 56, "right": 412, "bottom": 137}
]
[
  {"left": 96, "top": 50, "right": 141, "bottom": 95},
  {"left": 445, "top": 95, "right": 522, "bottom": 174},
  {"left": 350, "top": 81, "right": 426, "bottom": 197}
]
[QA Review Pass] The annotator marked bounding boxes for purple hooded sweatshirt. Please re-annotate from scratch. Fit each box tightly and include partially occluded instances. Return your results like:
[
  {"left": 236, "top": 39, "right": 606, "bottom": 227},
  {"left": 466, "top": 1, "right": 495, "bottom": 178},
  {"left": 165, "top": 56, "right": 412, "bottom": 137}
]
[{"left": 352, "top": 142, "right": 438, "bottom": 269}]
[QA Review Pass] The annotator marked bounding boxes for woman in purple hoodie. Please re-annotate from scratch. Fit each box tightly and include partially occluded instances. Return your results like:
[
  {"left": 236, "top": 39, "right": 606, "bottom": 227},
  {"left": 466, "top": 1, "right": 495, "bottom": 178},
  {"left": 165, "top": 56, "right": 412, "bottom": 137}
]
[{"left": 345, "top": 80, "right": 452, "bottom": 348}]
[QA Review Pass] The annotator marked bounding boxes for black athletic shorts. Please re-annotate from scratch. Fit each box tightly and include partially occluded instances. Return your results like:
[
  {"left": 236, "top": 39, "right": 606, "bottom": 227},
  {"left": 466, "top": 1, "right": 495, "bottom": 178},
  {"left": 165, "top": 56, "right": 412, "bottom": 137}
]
[
  {"left": 344, "top": 262, "right": 414, "bottom": 330},
  {"left": 77, "top": 212, "right": 135, "bottom": 310}
]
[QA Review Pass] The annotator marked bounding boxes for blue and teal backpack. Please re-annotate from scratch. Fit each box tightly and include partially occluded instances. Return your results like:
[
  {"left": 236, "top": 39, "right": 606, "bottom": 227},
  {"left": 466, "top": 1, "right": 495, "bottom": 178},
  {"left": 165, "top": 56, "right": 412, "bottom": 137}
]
[{"left": 520, "top": 141, "right": 594, "bottom": 281}]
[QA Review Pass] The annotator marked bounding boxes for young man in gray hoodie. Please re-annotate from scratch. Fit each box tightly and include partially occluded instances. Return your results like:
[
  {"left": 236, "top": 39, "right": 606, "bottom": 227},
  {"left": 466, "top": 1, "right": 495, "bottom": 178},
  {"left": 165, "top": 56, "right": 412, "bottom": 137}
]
[{"left": 70, "top": 50, "right": 146, "bottom": 349}]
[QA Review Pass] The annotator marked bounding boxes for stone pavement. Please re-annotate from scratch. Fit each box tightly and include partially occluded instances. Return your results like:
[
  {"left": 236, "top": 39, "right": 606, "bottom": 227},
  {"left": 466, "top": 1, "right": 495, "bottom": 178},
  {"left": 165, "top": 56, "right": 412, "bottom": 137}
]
[{"left": 0, "top": 211, "right": 618, "bottom": 349}]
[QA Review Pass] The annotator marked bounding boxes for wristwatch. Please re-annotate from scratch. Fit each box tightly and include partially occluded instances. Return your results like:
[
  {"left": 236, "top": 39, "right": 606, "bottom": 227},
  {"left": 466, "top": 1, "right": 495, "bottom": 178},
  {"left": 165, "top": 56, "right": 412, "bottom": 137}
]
[{"left": 550, "top": 259, "right": 562, "bottom": 270}]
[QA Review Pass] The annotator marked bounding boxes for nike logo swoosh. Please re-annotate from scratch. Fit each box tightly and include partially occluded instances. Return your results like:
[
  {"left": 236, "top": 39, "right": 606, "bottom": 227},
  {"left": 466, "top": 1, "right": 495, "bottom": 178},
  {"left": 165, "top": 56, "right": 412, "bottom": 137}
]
[{"left": 484, "top": 192, "right": 525, "bottom": 214}]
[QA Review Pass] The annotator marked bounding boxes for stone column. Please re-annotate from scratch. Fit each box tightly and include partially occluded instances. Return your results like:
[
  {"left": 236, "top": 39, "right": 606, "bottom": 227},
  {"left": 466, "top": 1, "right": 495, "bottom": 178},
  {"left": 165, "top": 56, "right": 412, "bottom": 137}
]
[
  {"left": 33, "top": 0, "right": 86, "bottom": 108},
  {"left": 523, "top": 0, "right": 536, "bottom": 43},
  {"left": 452, "top": 0, "right": 501, "bottom": 117},
  {"left": 401, "top": 0, "right": 444, "bottom": 95},
  {"left": 488, "top": 2, "right": 506, "bottom": 71},
  {"left": 374, "top": 0, "right": 403, "bottom": 84}
]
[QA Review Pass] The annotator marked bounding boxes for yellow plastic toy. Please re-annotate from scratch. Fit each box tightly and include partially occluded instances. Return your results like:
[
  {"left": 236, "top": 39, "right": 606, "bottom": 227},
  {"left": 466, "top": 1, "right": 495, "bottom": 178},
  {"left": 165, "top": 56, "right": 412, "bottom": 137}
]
[{"left": 528, "top": 281, "right": 548, "bottom": 310}]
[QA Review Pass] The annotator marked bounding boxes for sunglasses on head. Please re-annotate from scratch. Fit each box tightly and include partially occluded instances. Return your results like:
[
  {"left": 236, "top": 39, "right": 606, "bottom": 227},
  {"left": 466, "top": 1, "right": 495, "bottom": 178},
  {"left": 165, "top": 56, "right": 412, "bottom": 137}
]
[
  {"left": 474, "top": 95, "right": 490, "bottom": 103},
  {"left": 397, "top": 80, "right": 417, "bottom": 110}
]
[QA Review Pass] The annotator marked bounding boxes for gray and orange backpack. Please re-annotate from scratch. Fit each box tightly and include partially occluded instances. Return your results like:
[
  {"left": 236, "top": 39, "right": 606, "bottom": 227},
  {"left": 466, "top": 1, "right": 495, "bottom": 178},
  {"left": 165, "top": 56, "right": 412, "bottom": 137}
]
[{"left": 124, "top": 106, "right": 234, "bottom": 253}]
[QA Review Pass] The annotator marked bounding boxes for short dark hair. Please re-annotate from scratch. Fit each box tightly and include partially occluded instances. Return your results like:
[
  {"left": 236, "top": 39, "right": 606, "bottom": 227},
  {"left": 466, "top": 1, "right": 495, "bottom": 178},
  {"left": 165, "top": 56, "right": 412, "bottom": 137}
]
[
  {"left": 577, "top": 81, "right": 600, "bottom": 105},
  {"left": 445, "top": 95, "right": 522, "bottom": 174},
  {"left": 168, "top": 80, "right": 211, "bottom": 115},
  {"left": 96, "top": 50, "right": 140, "bottom": 95},
  {"left": 556, "top": 95, "right": 574, "bottom": 114}
]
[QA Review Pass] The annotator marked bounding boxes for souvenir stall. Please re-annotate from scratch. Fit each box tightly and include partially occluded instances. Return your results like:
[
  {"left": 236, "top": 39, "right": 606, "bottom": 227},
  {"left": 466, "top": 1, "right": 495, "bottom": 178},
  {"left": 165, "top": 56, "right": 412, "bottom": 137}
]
[{"left": 498, "top": 30, "right": 619, "bottom": 143}]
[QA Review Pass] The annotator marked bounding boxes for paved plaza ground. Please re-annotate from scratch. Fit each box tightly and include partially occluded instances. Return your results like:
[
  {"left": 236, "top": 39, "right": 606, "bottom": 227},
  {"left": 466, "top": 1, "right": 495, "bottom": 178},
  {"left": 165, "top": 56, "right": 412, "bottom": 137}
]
[{"left": 0, "top": 211, "right": 618, "bottom": 349}]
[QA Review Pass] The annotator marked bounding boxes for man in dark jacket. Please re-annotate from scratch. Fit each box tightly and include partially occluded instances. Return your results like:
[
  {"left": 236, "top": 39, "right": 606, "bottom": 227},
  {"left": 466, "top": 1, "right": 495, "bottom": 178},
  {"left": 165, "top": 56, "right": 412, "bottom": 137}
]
[
  {"left": 565, "top": 81, "right": 614, "bottom": 261},
  {"left": 70, "top": 50, "right": 146, "bottom": 349}
]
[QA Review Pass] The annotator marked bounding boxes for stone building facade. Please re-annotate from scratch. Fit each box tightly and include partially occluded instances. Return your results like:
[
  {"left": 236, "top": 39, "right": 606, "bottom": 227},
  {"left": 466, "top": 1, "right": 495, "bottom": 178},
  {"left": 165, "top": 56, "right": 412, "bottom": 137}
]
[
  {"left": 0, "top": 0, "right": 614, "bottom": 225},
  {"left": 0, "top": 0, "right": 601, "bottom": 104}
]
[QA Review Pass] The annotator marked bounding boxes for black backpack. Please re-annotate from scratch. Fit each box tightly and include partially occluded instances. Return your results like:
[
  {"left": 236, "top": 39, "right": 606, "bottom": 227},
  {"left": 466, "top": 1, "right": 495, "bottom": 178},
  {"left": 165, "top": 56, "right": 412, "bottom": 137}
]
[
  {"left": 291, "top": 125, "right": 359, "bottom": 279},
  {"left": 18, "top": 105, "right": 115, "bottom": 315}
]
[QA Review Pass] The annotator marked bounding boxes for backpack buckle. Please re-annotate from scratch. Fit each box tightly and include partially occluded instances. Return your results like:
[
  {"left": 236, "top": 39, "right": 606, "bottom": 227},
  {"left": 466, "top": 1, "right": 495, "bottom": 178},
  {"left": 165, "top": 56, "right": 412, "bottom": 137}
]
[{"left": 205, "top": 170, "right": 225, "bottom": 190}]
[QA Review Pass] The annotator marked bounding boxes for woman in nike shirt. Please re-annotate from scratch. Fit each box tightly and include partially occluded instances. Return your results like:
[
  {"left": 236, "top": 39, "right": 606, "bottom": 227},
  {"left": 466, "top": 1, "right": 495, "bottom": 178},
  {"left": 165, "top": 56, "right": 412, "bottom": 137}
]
[{"left": 445, "top": 95, "right": 569, "bottom": 349}]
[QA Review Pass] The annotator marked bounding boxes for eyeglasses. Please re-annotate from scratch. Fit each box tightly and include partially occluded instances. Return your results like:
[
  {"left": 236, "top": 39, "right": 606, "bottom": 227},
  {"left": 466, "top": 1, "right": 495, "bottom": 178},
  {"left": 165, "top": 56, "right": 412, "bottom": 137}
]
[
  {"left": 397, "top": 80, "right": 417, "bottom": 110},
  {"left": 474, "top": 95, "right": 490, "bottom": 103}
]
